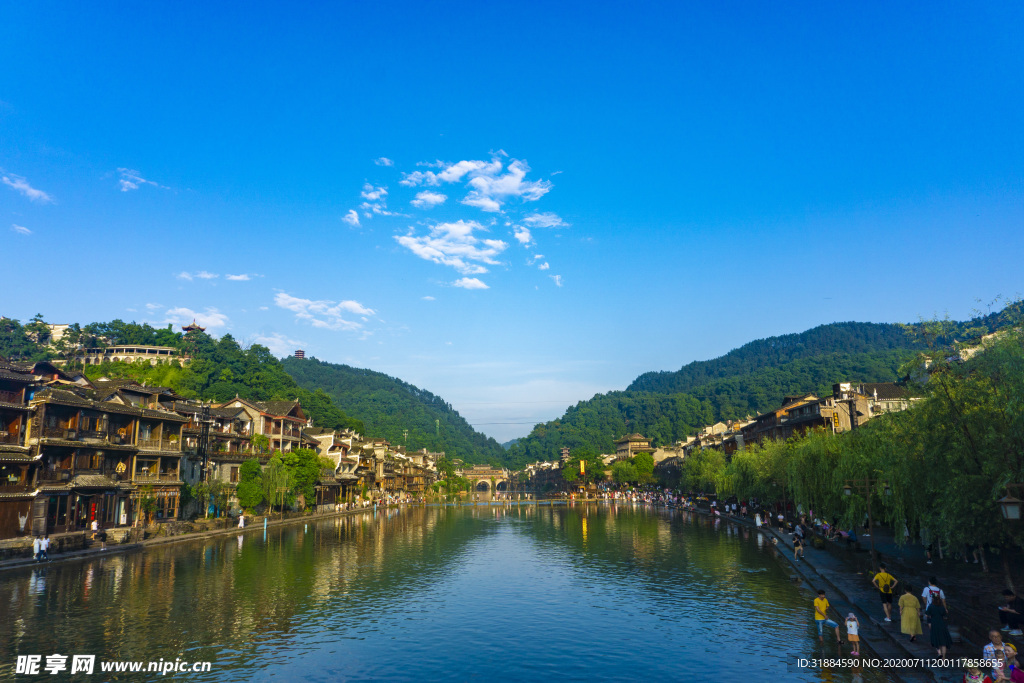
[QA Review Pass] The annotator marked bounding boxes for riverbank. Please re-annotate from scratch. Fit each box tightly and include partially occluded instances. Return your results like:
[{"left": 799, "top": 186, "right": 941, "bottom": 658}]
[
  {"left": 682, "top": 505, "right": 975, "bottom": 683},
  {"left": 0, "top": 505, "right": 382, "bottom": 573}
]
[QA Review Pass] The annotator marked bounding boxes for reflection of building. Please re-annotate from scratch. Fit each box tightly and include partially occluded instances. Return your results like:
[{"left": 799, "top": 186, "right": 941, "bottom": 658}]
[{"left": 614, "top": 433, "right": 653, "bottom": 461}]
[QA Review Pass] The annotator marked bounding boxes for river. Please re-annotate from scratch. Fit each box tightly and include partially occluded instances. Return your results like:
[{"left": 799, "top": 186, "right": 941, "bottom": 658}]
[{"left": 0, "top": 504, "right": 898, "bottom": 681}]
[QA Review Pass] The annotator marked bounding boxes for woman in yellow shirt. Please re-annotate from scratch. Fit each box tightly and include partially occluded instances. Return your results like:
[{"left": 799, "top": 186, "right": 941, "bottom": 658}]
[{"left": 898, "top": 585, "right": 923, "bottom": 642}]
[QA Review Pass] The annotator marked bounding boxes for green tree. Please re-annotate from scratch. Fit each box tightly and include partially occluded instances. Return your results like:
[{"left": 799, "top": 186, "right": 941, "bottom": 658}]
[
  {"left": 611, "top": 461, "right": 638, "bottom": 484},
  {"left": 236, "top": 458, "right": 265, "bottom": 509}
]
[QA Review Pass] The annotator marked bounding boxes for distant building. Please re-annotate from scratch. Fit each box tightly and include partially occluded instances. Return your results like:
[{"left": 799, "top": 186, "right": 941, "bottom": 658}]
[
  {"left": 72, "top": 345, "right": 188, "bottom": 366},
  {"left": 181, "top": 319, "right": 205, "bottom": 333},
  {"left": 294, "top": 350, "right": 305, "bottom": 359},
  {"left": 614, "top": 434, "right": 653, "bottom": 461}
]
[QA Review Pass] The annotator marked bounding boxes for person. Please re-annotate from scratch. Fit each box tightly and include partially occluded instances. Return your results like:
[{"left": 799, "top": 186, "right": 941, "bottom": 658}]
[
  {"left": 98, "top": 528, "right": 107, "bottom": 550},
  {"left": 793, "top": 535, "right": 804, "bottom": 561},
  {"left": 814, "top": 589, "right": 841, "bottom": 643},
  {"left": 32, "top": 535, "right": 41, "bottom": 562},
  {"left": 962, "top": 665, "right": 993, "bottom": 683},
  {"left": 755, "top": 512, "right": 763, "bottom": 529},
  {"left": 1000, "top": 644, "right": 1024, "bottom": 683},
  {"left": 999, "top": 589, "right": 1024, "bottom": 636},
  {"left": 873, "top": 562, "right": 899, "bottom": 622},
  {"left": 40, "top": 535, "right": 50, "bottom": 561},
  {"left": 238, "top": 514, "right": 246, "bottom": 529},
  {"left": 922, "top": 577, "right": 947, "bottom": 622},
  {"left": 846, "top": 612, "right": 861, "bottom": 656},
  {"left": 984, "top": 630, "right": 1008, "bottom": 680},
  {"left": 777, "top": 512, "right": 786, "bottom": 530},
  {"left": 927, "top": 598, "right": 954, "bottom": 658},
  {"left": 899, "top": 585, "right": 923, "bottom": 642}
]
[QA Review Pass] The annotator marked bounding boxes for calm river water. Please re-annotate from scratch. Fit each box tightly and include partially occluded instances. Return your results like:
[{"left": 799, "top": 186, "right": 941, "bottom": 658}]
[{"left": 0, "top": 504, "right": 898, "bottom": 682}]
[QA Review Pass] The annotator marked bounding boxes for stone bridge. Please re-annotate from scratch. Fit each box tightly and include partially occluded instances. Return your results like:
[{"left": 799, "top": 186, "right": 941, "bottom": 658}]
[{"left": 461, "top": 465, "right": 511, "bottom": 492}]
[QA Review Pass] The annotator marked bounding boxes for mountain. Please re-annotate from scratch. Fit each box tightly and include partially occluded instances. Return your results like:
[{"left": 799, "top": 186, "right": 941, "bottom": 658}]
[
  {"left": 501, "top": 438, "right": 521, "bottom": 450},
  {"left": 504, "top": 317, "right": 989, "bottom": 469},
  {"left": 628, "top": 322, "right": 922, "bottom": 394},
  {"left": 282, "top": 356, "right": 506, "bottom": 465}
]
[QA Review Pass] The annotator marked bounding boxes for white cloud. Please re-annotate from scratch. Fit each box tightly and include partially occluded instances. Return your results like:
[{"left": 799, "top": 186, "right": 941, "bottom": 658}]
[
  {"left": 523, "top": 212, "right": 568, "bottom": 228},
  {"left": 538, "top": 262, "right": 550, "bottom": 270},
  {"left": 513, "top": 226, "right": 533, "bottom": 246},
  {"left": 177, "top": 271, "right": 218, "bottom": 281},
  {"left": 411, "top": 191, "right": 447, "bottom": 209},
  {"left": 117, "top": 168, "right": 168, "bottom": 192},
  {"left": 145, "top": 303, "right": 163, "bottom": 311},
  {"left": 342, "top": 209, "right": 360, "bottom": 227},
  {"left": 462, "top": 159, "right": 551, "bottom": 213},
  {"left": 361, "top": 183, "right": 388, "bottom": 201},
  {"left": 374, "top": 157, "right": 394, "bottom": 167},
  {"left": 252, "top": 332, "right": 307, "bottom": 357},
  {"left": 550, "top": 275, "right": 563, "bottom": 287},
  {"left": 225, "top": 274, "right": 251, "bottom": 281},
  {"left": 274, "top": 292, "right": 375, "bottom": 331},
  {"left": 452, "top": 277, "right": 489, "bottom": 290},
  {"left": 399, "top": 170, "right": 440, "bottom": 187},
  {"left": 2, "top": 174, "right": 53, "bottom": 203},
  {"left": 422, "top": 296, "right": 436, "bottom": 301},
  {"left": 10, "top": 224, "right": 31, "bottom": 235},
  {"left": 401, "top": 158, "right": 549, "bottom": 212},
  {"left": 162, "top": 307, "right": 229, "bottom": 331},
  {"left": 394, "top": 220, "right": 507, "bottom": 275}
]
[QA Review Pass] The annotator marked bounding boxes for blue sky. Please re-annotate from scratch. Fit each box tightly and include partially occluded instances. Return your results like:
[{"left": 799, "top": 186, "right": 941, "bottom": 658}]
[{"left": 2, "top": 2, "right": 1022, "bottom": 442}]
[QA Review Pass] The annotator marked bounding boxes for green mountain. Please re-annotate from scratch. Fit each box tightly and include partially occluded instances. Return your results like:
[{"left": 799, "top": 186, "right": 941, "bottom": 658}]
[
  {"left": 628, "top": 322, "right": 921, "bottom": 394},
  {"left": 282, "top": 356, "right": 506, "bottom": 465},
  {"left": 504, "top": 313, "right": 1015, "bottom": 469}
]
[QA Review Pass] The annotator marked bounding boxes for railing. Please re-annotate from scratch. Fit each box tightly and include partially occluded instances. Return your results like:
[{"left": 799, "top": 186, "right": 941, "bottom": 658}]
[
  {"left": 138, "top": 437, "right": 162, "bottom": 449},
  {"left": 0, "top": 431, "right": 21, "bottom": 444},
  {"left": 0, "top": 389, "right": 22, "bottom": 404},
  {"left": 79, "top": 429, "right": 108, "bottom": 441},
  {"left": 133, "top": 471, "right": 180, "bottom": 483},
  {"left": 0, "top": 480, "right": 29, "bottom": 491},
  {"left": 43, "top": 426, "right": 78, "bottom": 440}
]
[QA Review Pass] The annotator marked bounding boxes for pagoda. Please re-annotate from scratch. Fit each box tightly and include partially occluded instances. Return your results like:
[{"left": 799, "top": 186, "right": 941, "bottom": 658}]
[{"left": 181, "top": 319, "right": 206, "bottom": 333}]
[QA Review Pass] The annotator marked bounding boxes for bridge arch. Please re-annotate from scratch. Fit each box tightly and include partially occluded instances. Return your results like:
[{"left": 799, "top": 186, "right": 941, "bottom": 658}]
[{"left": 475, "top": 481, "right": 490, "bottom": 491}]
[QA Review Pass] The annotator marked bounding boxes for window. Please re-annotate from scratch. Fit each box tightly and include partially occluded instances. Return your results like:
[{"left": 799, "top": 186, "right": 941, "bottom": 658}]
[{"left": 230, "top": 466, "right": 239, "bottom": 483}]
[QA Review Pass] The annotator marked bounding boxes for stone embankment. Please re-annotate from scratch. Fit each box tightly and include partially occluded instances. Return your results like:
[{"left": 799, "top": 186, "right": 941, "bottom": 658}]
[{"left": 0, "top": 506, "right": 380, "bottom": 572}]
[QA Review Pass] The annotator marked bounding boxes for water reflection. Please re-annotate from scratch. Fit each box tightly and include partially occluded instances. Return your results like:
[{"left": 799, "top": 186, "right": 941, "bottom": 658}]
[{"left": 0, "top": 505, "right": 898, "bottom": 682}]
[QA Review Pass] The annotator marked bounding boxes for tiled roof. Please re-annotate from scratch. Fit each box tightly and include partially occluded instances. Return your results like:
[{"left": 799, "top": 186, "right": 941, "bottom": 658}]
[
  {"left": 860, "top": 383, "right": 910, "bottom": 400},
  {"left": 72, "top": 475, "right": 126, "bottom": 489},
  {"left": 254, "top": 400, "right": 301, "bottom": 417},
  {"left": 31, "top": 387, "right": 188, "bottom": 422},
  {"left": 0, "top": 368, "right": 35, "bottom": 383}
]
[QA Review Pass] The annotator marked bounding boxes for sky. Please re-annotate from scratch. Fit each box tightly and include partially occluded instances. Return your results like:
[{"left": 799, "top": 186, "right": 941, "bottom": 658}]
[{"left": 1, "top": 2, "right": 1022, "bottom": 442}]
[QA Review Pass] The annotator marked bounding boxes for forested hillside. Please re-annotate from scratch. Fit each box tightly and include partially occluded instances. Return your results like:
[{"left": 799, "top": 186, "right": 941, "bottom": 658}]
[
  {"left": 506, "top": 305, "right": 1024, "bottom": 468},
  {"left": 628, "top": 322, "right": 921, "bottom": 394},
  {"left": 282, "top": 356, "right": 506, "bottom": 465},
  {"left": 505, "top": 349, "right": 912, "bottom": 467},
  {"left": 0, "top": 318, "right": 364, "bottom": 434}
]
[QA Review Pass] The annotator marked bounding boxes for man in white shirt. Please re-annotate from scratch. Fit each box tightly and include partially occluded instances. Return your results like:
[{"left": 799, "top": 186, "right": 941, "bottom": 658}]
[{"left": 922, "top": 576, "right": 946, "bottom": 623}]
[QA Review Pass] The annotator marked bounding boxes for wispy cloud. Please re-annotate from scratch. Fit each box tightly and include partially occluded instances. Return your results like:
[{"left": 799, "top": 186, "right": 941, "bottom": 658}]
[
  {"left": 550, "top": 274, "right": 563, "bottom": 287},
  {"left": 400, "top": 157, "right": 550, "bottom": 213},
  {"left": 252, "top": 332, "right": 307, "bottom": 357},
  {"left": 2, "top": 173, "right": 53, "bottom": 203},
  {"left": 225, "top": 274, "right": 253, "bottom": 281},
  {"left": 422, "top": 295, "right": 436, "bottom": 301},
  {"left": 374, "top": 157, "right": 394, "bottom": 167},
  {"left": 538, "top": 262, "right": 550, "bottom": 270},
  {"left": 145, "top": 303, "right": 163, "bottom": 311},
  {"left": 342, "top": 209, "right": 360, "bottom": 227},
  {"left": 162, "top": 307, "right": 229, "bottom": 331},
  {"left": 410, "top": 191, "right": 447, "bottom": 209},
  {"left": 523, "top": 212, "right": 568, "bottom": 228},
  {"left": 10, "top": 224, "right": 31, "bottom": 235},
  {"left": 360, "top": 183, "right": 387, "bottom": 201},
  {"left": 452, "top": 277, "right": 489, "bottom": 290},
  {"left": 274, "top": 292, "right": 375, "bottom": 331},
  {"left": 117, "top": 168, "right": 168, "bottom": 192},
  {"left": 462, "top": 159, "right": 550, "bottom": 212},
  {"left": 395, "top": 220, "right": 507, "bottom": 275},
  {"left": 177, "top": 271, "right": 218, "bottom": 281}
]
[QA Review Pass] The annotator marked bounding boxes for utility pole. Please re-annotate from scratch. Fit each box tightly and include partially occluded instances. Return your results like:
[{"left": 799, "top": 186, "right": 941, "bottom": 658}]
[{"left": 197, "top": 403, "right": 212, "bottom": 482}]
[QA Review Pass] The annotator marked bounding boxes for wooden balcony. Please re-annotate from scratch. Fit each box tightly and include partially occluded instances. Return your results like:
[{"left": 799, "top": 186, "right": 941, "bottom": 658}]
[{"left": 0, "top": 389, "right": 23, "bottom": 404}]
